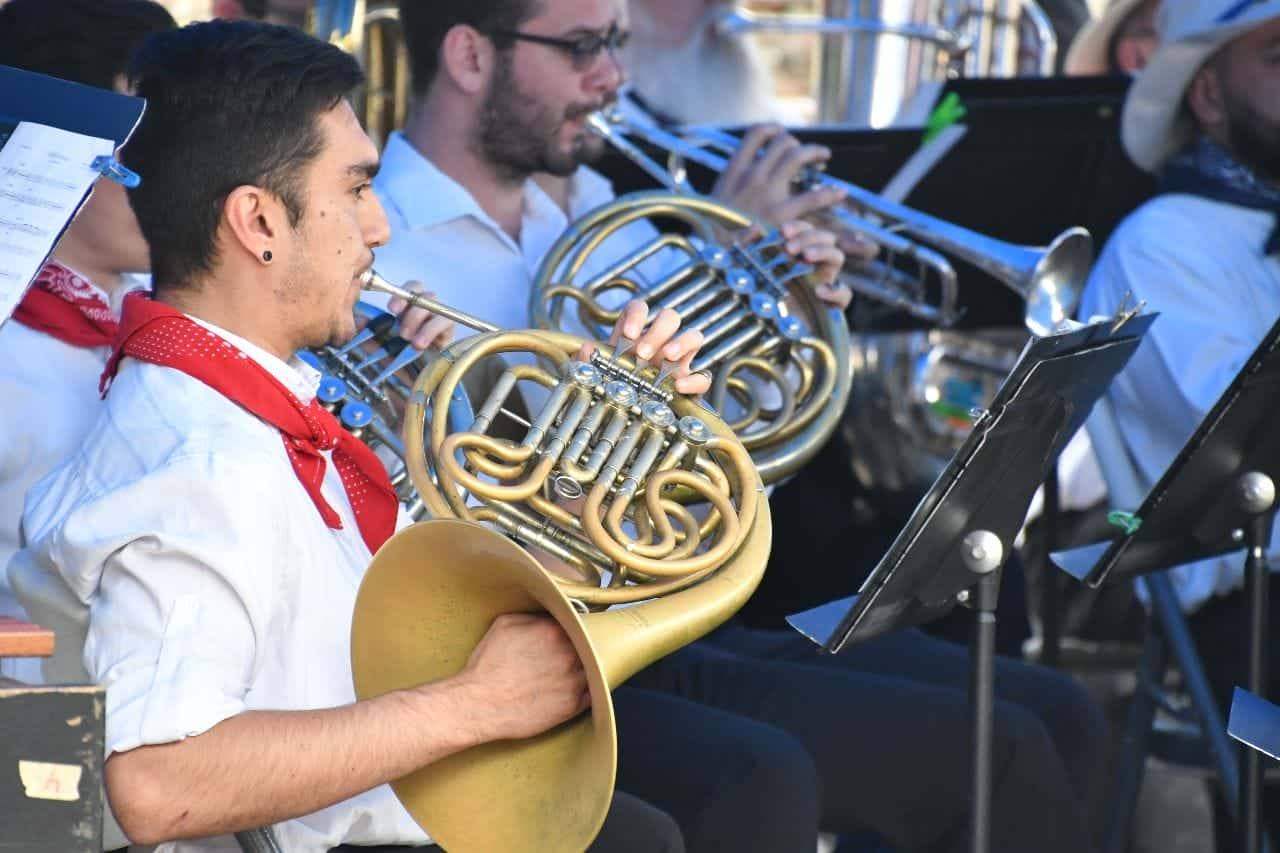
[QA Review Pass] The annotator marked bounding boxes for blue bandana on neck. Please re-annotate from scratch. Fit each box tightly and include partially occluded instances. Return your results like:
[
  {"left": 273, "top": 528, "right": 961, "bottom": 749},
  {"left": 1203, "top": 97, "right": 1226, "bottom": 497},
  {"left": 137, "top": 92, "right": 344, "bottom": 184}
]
[{"left": 1161, "top": 137, "right": 1280, "bottom": 254}]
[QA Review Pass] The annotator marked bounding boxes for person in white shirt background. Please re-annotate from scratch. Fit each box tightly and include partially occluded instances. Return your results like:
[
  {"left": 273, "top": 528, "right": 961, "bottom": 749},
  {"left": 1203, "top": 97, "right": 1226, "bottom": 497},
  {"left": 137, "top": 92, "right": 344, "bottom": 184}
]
[
  {"left": 370, "top": 2, "right": 1110, "bottom": 851},
  {"left": 1079, "top": 0, "right": 1280, "bottom": 734},
  {"left": 14, "top": 18, "right": 716, "bottom": 853},
  {"left": 620, "top": 0, "right": 792, "bottom": 127},
  {"left": 0, "top": 0, "right": 446, "bottom": 690},
  {"left": 0, "top": 0, "right": 175, "bottom": 645}
]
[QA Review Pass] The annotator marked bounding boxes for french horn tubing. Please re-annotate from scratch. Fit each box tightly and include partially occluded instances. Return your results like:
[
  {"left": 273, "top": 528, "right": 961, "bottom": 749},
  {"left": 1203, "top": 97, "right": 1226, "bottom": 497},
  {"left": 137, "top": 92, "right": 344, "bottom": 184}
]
[
  {"left": 300, "top": 303, "right": 476, "bottom": 520},
  {"left": 350, "top": 270, "right": 772, "bottom": 853}
]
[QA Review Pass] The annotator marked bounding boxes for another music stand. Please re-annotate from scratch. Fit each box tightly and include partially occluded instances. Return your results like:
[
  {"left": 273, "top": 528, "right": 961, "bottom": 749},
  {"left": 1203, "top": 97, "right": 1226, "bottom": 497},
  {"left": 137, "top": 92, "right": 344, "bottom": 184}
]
[
  {"left": 788, "top": 311, "right": 1154, "bottom": 853},
  {"left": 1231, "top": 687, "right": 1280, "bottom": 764},
  {"left": 1054, "top": 314, "right": 1280, "bottom": 853}
]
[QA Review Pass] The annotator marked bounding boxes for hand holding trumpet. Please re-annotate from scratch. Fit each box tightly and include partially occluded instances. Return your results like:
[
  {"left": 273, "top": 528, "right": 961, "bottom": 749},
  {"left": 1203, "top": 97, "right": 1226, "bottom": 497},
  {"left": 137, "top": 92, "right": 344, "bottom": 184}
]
[{"left": 712, "top": 126, "right": 864, "bottom": 311}]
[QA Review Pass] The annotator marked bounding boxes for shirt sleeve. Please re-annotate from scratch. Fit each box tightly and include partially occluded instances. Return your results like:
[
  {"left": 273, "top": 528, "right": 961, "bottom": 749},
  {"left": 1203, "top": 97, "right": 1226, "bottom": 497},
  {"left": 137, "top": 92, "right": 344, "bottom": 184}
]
[
  {"left": 1085, "top": 204, "right": 1265, "bottom": 487},
  {"left": 45, "top": 451, "right": 285, "bottom": 757},
  {"left": 1082, "top": 201, "right": 1279, "bottom": 609}
]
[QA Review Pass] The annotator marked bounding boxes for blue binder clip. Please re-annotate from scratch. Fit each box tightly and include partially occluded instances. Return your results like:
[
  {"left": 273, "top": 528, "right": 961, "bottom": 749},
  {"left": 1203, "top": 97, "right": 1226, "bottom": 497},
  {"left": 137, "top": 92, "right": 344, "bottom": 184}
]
[{"left": 91, "top": 155, "right": 141, "bottom": 188}]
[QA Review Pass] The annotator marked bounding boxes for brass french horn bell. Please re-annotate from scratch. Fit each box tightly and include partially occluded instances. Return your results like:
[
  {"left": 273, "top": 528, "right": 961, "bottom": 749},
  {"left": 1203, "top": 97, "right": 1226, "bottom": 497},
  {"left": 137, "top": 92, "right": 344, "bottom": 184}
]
[{"left": 351, "top": 272, "right": 772, "bottom": 852}]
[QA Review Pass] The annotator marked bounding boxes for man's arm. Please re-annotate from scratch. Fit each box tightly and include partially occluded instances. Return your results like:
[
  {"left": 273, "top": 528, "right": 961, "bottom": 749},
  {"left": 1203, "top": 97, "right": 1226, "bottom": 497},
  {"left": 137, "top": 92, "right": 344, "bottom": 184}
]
[
  {"left": 38, "top": 450, "right": 588, "bottom": 846},
  {"left": 108, "top": 612, "right": 588, "bottom": 844}
]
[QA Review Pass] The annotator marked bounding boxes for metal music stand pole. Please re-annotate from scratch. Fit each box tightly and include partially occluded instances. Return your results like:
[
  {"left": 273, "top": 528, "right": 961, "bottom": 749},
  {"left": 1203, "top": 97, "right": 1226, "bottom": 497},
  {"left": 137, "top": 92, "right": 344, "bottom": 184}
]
[
  {"left": 1054, "top": 314, "right": 1280, "bottom": 853},
  {"left": 1239, "top": 475, "right": 1275, "bottom": 853},
  {"left": 962, "top": 533, "right": 1005, "bottom": 851},
  {"left": 788, "top": 312, "right": 1155, "bottom": 853}
]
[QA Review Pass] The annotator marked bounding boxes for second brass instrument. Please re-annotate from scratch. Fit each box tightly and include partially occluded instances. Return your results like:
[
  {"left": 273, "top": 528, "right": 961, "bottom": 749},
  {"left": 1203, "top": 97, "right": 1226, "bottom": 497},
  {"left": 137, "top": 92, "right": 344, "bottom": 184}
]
[{"left": 530, "top": 190, "right": 852, "bottom": 486}]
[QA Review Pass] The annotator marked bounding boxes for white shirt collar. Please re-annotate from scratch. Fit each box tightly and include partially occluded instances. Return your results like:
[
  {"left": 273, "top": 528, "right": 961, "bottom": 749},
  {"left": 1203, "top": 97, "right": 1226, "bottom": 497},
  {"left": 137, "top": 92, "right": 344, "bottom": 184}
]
[
  {"left": 377, "top": 131, "right": 618, "bottom": 238},
  {"left": 186, "top": 315, "right": 322, "bottom": 403},
  {"left": 378, "top": 132, "right": 493, "bottom": 232},
  {"left": 564, "top": 161, "right": 617, "bottom": 216},
  {"left": 112, "top": 274, "right": 152, "bottom": 315}
]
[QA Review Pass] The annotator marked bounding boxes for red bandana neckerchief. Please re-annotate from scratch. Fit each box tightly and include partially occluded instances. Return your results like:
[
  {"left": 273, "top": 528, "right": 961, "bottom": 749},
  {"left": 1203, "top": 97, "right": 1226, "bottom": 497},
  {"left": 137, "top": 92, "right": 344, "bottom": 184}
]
[
  {"left": 100, "top": 292, "right": 398, "bottom": 554},
  {"left": 12, "top": 261, "right": 119, "bottom": 347}
]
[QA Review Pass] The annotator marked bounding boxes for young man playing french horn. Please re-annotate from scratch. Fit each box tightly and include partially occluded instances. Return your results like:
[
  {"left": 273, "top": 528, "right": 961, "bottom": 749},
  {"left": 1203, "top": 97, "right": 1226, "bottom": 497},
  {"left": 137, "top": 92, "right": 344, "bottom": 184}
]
[{"left": 14, "top": 18, "right": 713, "bottom": 852}]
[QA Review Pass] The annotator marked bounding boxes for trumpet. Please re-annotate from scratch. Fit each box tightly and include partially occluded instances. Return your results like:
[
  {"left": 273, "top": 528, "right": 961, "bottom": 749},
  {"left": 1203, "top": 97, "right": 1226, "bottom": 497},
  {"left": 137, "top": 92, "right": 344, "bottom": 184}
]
[
  {"left": 587, "top": 108, "right": 1093, "bottom": 336},
  {"left": 351, "top": 269, "right": 770, "bottom": 851}
]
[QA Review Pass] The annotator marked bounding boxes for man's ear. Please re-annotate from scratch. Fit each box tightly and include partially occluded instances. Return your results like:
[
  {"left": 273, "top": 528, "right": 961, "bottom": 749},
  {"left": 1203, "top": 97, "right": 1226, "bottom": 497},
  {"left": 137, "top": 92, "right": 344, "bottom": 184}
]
[
  {"left": 440, "top": 24, "right": 494, "bottom": 96},
  {"left": 222, "top": 185, "right": 283, "bottom": 265},
  {"left": 1187, "top": 61, "right": 1228, "bottom": 134}
]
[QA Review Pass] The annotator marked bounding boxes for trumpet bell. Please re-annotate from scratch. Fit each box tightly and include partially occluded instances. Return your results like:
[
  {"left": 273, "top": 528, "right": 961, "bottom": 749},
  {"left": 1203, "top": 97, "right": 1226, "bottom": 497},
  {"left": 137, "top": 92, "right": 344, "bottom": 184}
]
[
  {"left": 351, "top": 519, "right": 617, "bottom": 853},
  {"left": 1022, "top": 226, "right": 1093, "bottom": 337}
]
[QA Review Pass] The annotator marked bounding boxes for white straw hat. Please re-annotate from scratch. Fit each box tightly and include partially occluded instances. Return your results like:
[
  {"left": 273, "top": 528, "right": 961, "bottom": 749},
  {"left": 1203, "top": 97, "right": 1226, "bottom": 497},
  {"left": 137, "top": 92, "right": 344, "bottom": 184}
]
[
  {"left": 1122, "top": 0, "right": 1280, "bottom": 172},
  {"left": 1065, "top": 0, "right": 1148, "bottom": 74}
]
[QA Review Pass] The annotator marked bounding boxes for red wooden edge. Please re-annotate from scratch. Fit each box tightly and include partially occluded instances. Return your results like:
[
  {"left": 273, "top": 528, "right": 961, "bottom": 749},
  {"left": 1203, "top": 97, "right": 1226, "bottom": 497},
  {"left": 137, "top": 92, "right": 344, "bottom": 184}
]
[{"left": 0, "top": 616, "right": 55, "bottom": 658}]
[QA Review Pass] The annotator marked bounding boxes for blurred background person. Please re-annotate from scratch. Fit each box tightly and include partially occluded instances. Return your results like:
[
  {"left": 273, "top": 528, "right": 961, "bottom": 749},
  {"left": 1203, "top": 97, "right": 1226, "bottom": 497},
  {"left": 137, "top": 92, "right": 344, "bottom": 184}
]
[
  {"left": 211, "top": 0, "right": 306, "bottom": 24},
  {"left": 212, "top": 0, "right": 266, "bottom": 20},
  {"left": 622, "top": 0, "right": 793, "bottom": 125},
  {"left": 1065, "top": 0, "right": 1161, "bottom": 74}
]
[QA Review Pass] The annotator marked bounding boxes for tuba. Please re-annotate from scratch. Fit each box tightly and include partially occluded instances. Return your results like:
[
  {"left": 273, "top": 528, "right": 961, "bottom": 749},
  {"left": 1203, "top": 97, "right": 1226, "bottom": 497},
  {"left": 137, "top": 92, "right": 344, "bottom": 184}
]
[
  {"left": 311, "top": 0, "right": 409, "bottom": 149},
  {"left": 350, "top": 271, "right": 771, "bottom": 853},
  {"left": 713, "top": 0, "right": 1062, "bottom": 128},
  {"left": 529, "top": 190, "right": 852, "bottom": 487}
]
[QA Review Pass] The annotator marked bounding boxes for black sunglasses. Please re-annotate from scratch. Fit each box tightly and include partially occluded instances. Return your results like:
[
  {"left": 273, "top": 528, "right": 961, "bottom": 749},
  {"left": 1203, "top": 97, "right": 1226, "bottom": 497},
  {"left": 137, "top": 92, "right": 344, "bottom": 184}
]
[{"left": 490, "top": 23, "right": 630, "bottom": 71}]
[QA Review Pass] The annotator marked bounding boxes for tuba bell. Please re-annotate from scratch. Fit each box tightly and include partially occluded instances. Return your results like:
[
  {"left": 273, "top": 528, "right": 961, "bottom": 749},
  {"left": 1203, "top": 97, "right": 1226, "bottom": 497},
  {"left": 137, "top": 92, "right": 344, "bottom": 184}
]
[
  {"left": 529, "top": 190, "right": 853, "bottom": 486},
  {"left": 311, "top": 0, "right": 410, "bottom": 149},
  {"left": 350, "top": 271, "right": 771, "bottom": 853}
]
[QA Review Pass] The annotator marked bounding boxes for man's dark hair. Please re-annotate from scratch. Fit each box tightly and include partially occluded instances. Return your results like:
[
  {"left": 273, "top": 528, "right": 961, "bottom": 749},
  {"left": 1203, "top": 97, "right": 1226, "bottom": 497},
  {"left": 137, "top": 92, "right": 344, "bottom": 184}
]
[
  {"left": 398, "top": 0, "right": 537, "bottom": 95},
  {"left": 122, "top": 20, "right": 364, "bottom": 289},
  {"left": 0, "top": 0, "right": 175, "bottom": 91}
]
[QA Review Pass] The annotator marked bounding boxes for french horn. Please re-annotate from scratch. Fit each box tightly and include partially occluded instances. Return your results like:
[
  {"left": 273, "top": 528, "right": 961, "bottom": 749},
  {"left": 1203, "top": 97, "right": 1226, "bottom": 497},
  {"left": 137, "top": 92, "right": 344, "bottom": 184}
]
[
  {"left": 530, "top": 190, "right": 852, "bottom": 486},
  {"left": 300, "top": 302, "right": 474, "bottom": 519},
  {"left": 350, "top": 271, "right": 771, "bottom": 853}
]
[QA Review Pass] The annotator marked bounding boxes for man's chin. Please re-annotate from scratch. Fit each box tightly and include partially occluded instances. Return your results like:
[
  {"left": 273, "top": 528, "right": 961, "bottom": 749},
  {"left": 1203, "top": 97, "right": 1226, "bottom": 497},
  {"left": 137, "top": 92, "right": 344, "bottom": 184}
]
[
  {"left": 548, "top": 134, "right": 604, "bottom": 174},
  {"left": 327, "top": 318, "right": 359, "bottom": 349}
]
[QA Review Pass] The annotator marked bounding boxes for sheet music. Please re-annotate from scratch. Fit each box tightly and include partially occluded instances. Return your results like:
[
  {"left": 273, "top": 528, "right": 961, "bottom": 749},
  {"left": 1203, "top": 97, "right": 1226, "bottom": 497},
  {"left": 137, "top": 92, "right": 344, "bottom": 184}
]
[{"left": 0, "top": 118, "right": 115, "bottom": 323}]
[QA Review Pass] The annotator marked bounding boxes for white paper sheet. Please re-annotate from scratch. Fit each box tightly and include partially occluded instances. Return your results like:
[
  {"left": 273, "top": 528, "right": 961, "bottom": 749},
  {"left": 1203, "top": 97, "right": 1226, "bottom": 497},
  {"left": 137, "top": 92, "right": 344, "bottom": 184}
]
[{"left": 0, "top": 119, "right": 115, "bottom": 323}]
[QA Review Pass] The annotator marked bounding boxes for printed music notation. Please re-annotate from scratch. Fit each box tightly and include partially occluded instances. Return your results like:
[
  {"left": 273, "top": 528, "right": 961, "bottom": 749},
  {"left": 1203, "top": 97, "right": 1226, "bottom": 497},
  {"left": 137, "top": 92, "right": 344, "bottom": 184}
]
[{"left": 0, "top": 117, "right": 115, "bottom": 323}]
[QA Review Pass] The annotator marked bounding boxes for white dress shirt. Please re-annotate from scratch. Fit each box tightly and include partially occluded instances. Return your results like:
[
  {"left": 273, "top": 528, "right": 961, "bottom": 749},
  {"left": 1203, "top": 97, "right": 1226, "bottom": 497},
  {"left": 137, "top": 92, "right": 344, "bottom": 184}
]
[
  {"left": 0, "top": 324, "right": 109, "bottom": 621},
  {"left": 0, "top": 274, "right": 145, "bottom": 684},
  {"left": 1079, "top": 193, "right": 1280, "bottom": 612},
  {"left": 18, "top": 318, "right": 427, "bottom": 852},
  {"left": 372, "top": 131, "right": 661, "bottom": 338}
]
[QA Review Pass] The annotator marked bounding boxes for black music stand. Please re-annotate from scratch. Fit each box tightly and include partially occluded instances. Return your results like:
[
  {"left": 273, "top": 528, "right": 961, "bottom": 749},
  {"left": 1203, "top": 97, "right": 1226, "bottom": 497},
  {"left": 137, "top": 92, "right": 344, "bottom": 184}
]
[
  {"left": 787, "top": 311, "right": 1154, "bottom": 853},
  {"left": 1054, "top": 314, "right": 1280, "bottom": 853},
  {"left": 1231, "top": 688, "right": 1280, "bottom": 764}
]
